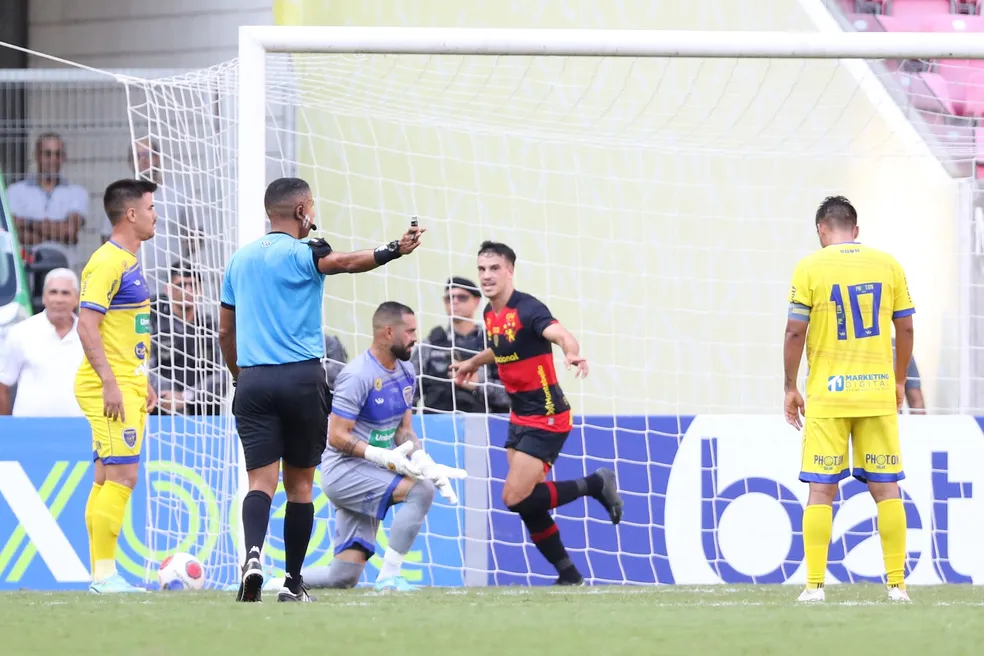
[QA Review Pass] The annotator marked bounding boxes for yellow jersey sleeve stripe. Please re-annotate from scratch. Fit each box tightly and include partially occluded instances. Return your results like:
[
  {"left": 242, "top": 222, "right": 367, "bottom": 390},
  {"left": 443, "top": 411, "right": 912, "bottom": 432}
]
[
  {"left": 893, "top": 307, "right": 915, "bottom": 319},
  {"left": 80, "top": 301, "right": 107, "bottom": 314}
]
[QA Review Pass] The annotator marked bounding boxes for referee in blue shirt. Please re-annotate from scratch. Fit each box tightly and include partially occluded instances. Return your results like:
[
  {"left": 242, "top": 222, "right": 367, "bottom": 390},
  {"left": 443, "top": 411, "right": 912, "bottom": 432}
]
[{"left": 218, "top": 177, "right": 423, "bottom": 602}]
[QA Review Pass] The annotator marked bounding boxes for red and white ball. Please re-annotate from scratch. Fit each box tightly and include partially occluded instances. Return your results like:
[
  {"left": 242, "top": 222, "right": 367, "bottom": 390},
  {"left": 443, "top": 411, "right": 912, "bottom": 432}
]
[{"left": 158, "top": 552, "right": 205, "bottom": 591}]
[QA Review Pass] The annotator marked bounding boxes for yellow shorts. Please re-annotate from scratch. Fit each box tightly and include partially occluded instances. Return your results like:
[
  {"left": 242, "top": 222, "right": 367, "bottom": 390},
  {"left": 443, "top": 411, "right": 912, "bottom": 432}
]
[
  {"left": 800, "top": 415, "right": 904, "bottom": 484},
  {"left": 77, "top": 392, "right": 148, "bottom": 465}
]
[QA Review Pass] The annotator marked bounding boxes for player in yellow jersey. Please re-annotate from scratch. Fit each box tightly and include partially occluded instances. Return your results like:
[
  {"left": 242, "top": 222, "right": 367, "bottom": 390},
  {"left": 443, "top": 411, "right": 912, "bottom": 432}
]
[
  {"left": 75, "top": 179, "right": 159, "bottom": 594},
  {"left": 784, "top": 196, "right": 914, "bottom": 604}
]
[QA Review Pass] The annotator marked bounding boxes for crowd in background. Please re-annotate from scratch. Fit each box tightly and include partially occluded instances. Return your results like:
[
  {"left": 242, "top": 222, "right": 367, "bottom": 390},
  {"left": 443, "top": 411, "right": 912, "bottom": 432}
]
[{"left": 0, "top": 136, "right": 511, "bottom": 418}]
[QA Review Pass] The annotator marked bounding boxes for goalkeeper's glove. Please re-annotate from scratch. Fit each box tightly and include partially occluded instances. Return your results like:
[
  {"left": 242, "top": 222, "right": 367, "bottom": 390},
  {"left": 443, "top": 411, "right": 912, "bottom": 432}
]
[
  {"left": 411, "top": 450, "right": 468, "bottom": 504},
  {"left": 363, "top": 441, "right": 422, "bottom": 478}
]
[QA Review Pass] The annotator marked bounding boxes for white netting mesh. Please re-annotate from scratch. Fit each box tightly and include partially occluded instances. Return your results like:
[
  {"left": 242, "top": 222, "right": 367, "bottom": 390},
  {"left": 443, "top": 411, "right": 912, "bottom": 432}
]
[{"left": 117, "top": 47, "right": 980, "bottom": 588}]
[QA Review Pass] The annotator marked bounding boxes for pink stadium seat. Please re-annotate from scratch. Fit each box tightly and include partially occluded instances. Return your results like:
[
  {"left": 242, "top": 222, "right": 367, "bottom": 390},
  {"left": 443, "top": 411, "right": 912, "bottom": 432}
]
[
  {"left": 899, "top": 71, "right": 957, "bottom": 114},
  {"left": 936, "top": 60, "right": 984, "bottom": 115},
  {"left": 959, "top": 71, "right": 984, "bottom": 117},
  {"left": 881, "top": 14, "right": 925, "bottom": 30},
  {"left": 890, "top": 0, "right": 952, "bottom": 17},
  {"left": 921, "top": 14, "right": 984, "bottom": 31}
]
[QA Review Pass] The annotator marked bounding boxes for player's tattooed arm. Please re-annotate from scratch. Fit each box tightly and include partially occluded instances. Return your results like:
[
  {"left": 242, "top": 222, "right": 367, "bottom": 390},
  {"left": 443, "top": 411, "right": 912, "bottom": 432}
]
[
  {"left": 394, "top": 410, "right": 422, "bottom": 454},
  {"left": 77, "top": 308, "right": 118, "bottom": 387},
  {"left": 328, "top": 414, "right": 369, "bottom": 458}
]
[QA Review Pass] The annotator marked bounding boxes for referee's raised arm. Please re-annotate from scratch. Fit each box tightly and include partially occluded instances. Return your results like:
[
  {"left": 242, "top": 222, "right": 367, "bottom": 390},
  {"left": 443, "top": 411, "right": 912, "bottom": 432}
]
[{"left": 216, "top": 176, "right": 424, "bottom": 604}]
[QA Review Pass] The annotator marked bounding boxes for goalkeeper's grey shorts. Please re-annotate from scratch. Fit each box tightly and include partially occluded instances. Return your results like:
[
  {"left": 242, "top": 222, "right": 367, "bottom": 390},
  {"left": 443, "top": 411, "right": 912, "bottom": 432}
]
[{"left": 321, "top": 456, "right": 403, "bottom": 557}]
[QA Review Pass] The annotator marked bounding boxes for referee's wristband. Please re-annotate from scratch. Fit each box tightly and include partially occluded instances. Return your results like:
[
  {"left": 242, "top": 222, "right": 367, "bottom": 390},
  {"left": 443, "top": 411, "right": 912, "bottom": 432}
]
[{"left": 374, "top": 240, "right": 402, "bottom": 265}]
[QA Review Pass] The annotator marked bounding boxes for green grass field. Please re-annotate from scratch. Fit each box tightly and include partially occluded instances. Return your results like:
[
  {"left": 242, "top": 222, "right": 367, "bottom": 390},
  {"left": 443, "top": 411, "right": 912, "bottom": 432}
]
[{"left": 7, "top": 584, "right": 984, "bottom": 656}]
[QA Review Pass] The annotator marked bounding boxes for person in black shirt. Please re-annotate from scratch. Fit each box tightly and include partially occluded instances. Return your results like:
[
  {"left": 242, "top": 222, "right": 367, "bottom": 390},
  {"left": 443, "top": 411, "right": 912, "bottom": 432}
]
[
  {"left": 413, "top": 276, "right": 509, "bottom": 414},
  {"left": 150, "top": 261, "right": 223, "bottom": 415}
]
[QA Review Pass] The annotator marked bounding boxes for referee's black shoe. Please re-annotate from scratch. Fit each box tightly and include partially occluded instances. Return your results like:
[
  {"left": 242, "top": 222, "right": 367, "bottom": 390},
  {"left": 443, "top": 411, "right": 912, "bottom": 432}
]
[
  {"left": 278, "top": 576, "right": 315, "bottom": 603},
  {"left": 236, "top": 557, "right": 264, "bottom": 602},
  {"left": 594, "top": 467, "right": 624, "bottom": 525}
]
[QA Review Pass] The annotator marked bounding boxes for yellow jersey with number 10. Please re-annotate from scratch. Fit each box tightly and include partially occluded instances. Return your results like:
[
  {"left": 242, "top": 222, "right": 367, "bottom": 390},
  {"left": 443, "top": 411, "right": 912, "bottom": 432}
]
[
  {"left": 788, "top": 242, "right": 914, "bottom": 418},
  {"left": 74, "top": 241, "right": 151, "bottom": 396}
]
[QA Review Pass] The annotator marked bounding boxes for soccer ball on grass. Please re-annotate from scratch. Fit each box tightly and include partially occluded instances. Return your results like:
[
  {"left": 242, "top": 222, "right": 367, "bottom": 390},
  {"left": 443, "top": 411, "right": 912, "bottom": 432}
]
[{"left": 158, "top": 552, "right": 205, "bottom": 591}]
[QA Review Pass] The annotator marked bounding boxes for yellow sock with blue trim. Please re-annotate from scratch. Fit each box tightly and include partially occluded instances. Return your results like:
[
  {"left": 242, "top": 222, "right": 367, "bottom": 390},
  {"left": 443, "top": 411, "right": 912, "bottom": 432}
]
[
  {"left": 84, "top": 483, "right": 102, "bottom": 577},
  {"left": 877, "top": 498, "right": 907, "bottom": 588},
  {"left": 91, "top": 480, "right": 132, "bottom": 582},
  {"left": 803, "top": 504, "right": 833, "bottom": 589}
]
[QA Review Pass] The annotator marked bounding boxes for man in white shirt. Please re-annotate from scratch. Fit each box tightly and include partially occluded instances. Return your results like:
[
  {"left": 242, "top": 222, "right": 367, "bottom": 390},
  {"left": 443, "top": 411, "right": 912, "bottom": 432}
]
[
  {"left": 7, "top": 133, "right": 90, "bottom": 264},
  {"left": 0, "top": 268, "right": 84, "bottom": 416}
]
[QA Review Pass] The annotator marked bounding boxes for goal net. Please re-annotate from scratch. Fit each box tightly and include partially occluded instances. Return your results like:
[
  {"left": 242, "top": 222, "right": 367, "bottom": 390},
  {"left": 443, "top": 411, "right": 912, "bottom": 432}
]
[{"left": 121, "top": 29, "right": 982, "bottom": 588}]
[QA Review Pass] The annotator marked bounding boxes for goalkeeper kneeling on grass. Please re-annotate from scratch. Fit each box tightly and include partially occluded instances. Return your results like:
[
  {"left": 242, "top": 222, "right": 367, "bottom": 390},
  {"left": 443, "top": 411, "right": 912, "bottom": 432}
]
[{"left": 302, "top": 302, "right": 465, "bottom": 593}]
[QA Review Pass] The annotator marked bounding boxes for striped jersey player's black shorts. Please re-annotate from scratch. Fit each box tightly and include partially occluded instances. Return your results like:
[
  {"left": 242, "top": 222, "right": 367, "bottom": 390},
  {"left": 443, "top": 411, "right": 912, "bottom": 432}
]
[
  {"left": 233, "top": 358, "right": 331, "bottom": 471},
  {"left": 505, "top": 423, "right": 571, "bottom": 468}
]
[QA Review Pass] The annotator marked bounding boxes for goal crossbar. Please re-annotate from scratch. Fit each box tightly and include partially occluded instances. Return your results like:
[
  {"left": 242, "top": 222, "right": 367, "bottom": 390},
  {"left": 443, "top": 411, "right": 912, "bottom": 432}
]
[
  {"left": 241, "top": 26, "right": 984, "bottom": 59},
  {"left": 236, "top": 26, "right": 984, "bottom": 247}
]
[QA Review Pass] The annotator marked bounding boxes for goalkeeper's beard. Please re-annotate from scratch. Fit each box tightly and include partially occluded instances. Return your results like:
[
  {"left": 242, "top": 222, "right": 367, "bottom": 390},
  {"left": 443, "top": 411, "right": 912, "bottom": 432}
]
[{"left": 391, "top": 343, "right": 413, "bottom": 362}]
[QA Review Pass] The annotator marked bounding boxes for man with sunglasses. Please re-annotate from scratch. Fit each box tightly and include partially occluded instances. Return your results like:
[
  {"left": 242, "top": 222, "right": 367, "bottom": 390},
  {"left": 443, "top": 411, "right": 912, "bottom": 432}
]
[
  {"left": 8, "top": 133, "right": 89, "bottom": 253},
  {"left": 218, "top": 177, "right": 423, "bottom": 602},
  {"left": 413, "top": 276, "right": 510, "bottom": 415}
]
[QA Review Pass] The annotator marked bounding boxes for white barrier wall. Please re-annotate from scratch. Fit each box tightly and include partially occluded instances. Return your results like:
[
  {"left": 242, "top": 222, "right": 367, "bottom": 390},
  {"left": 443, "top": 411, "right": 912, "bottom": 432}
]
[{"left": 29, "top": 0, "right": 273, "bottom": 68}]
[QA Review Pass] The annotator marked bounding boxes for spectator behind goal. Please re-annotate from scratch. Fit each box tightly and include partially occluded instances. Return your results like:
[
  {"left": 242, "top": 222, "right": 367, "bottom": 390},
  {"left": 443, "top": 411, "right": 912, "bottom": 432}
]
[
  {"left": 126, "top": 138, "right": 211, "bottom": 301},
  {"left": 412, "top": 276, "right": 510, "bottom": 414},
  {"left": 150, "top": 261, "right": 224, "bottom": 415},
  {"left": 7, "top": 133, "right": 89, "bottom": 266},
  {"left": 0, "top": 268, "right": 83, "bottom": 416},
  {"left": 323, "top": 333, "right": 349, "bottom": 391}
]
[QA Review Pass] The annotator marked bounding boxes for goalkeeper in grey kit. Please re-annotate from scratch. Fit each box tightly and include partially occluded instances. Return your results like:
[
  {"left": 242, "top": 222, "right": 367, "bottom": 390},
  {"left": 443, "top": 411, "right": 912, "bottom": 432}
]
[{"left": 302, "top": 301, "right": 465, "bottom": 592}]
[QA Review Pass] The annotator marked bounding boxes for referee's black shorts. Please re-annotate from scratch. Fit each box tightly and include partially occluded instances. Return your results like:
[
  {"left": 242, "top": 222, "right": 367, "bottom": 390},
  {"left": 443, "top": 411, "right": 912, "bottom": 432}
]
[{"left": 233, "top": 358, "right": 331, "bottom": 471}]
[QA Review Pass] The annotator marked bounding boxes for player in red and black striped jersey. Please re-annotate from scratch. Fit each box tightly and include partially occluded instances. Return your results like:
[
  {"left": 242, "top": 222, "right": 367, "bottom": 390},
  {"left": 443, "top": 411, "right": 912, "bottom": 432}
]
[{"left": 451, "top": 241, "right": 623, "bottom": 586}]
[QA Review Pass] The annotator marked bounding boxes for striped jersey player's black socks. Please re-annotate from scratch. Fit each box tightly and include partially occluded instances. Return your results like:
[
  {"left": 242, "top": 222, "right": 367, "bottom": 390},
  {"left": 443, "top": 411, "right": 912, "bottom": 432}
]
[
  {"left": 521, "top": 510, "right": 583, "bottom": 584},
  {"left": 508, "top": 473, "right": 605, "bottom": 514}
]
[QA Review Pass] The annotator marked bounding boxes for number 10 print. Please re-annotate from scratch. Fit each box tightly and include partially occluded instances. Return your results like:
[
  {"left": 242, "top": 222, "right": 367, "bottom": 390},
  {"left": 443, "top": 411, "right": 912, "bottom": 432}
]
[{"left": 829, "top": 282, "right": 882, "bottom": 340}]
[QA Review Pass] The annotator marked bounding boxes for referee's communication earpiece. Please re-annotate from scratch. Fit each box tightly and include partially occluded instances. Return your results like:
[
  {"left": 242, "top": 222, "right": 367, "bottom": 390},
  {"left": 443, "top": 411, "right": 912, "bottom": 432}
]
[{"left": 296, "top": 203, "right": 311, "bottom": 229}]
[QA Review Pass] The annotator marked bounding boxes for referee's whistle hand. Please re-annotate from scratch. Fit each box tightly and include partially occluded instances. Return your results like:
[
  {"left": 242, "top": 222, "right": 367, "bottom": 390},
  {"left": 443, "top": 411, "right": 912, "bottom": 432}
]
[{"left": 398, "top": 226, "right": 426, "bottom": 254}]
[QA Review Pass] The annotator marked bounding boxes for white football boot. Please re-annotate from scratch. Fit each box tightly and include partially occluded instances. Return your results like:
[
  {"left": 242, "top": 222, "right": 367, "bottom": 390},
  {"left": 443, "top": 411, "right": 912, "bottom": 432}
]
[
  {"left": 887, "top": 586, "right": 911, "bottom": 603},
  {"left": 797, "top": 586, "right": 826, "bottom": 603}
]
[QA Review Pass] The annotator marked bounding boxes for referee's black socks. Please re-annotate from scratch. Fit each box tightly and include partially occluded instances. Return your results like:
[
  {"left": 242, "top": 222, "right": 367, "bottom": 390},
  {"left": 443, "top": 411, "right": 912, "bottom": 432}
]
[
  {"left": 283, "top": 502, "right": 315, "bottom": 593},
  {"left": 242, "top": 490, "right": 272, "bottom": 562}
]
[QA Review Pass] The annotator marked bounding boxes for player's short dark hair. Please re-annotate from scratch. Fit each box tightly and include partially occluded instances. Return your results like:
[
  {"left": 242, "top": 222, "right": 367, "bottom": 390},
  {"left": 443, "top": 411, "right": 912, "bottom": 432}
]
[
  {"left": 373, "top": 301, "right": 414, "bottom": 330},
  {"left": 104, "top": 178, "right": 158, "bottom": 225},
  {"left": 477, "top": 240, "right": 517, "bottom": 266},
  {"left": 170, "top": 260, "right": 201, "bottom": 284},
  {"left": 264, "top": 177, "right": 311, "bottom": 216},
  {"left": 815, "top": 196, "right": 858, "bottom": 229}
]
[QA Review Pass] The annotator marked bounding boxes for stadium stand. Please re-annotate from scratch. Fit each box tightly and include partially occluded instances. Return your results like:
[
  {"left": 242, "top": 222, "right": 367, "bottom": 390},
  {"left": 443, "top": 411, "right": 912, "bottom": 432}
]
[{"left": 846, "top": 0, "right": 984, "bottom": 178}]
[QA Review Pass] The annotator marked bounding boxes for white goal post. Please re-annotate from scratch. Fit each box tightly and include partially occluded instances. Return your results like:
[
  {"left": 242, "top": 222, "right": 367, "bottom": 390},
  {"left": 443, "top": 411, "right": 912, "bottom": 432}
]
[{"left": 121, "top": 26, "right": 984, "bottom": 589}]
